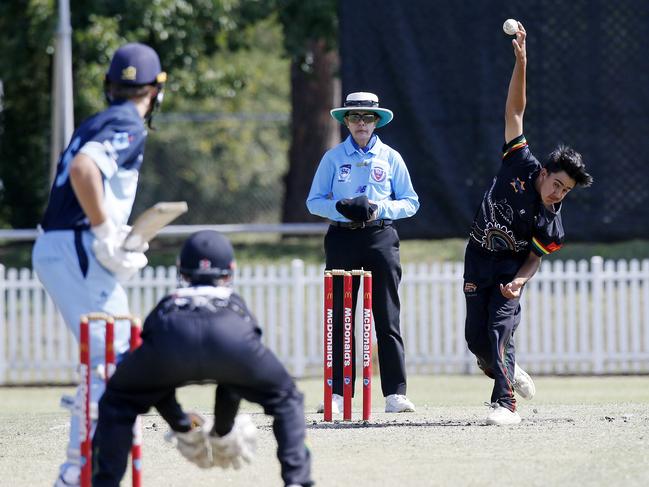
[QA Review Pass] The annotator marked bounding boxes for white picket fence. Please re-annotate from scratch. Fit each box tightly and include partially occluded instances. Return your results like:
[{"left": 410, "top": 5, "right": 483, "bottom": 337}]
[{"left": 1, "top": 256, "right": 649, "bottom": 385}]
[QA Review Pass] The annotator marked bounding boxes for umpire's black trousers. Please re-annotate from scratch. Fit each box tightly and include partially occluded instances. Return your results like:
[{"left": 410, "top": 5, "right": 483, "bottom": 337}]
[
  {"left": 463, "top": 245, "right": 526, "bottom": 411},
  {"left": 325, "top": 223, "right": 407, "bottom": 397}
]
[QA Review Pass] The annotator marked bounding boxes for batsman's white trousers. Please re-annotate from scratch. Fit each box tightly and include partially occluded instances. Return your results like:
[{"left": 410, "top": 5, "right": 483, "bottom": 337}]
[
  {"left": 32, "top": 229, "right": 133, "bottom": 477},
  {"left": 32, "top": 229, "right": 132, "bottom": 362}
]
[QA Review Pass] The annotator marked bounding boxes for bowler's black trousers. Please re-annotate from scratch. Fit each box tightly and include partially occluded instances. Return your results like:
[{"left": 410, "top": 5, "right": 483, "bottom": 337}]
[
  {"left": 325, "top": 223, "right": 407, "bottom": 397},
  {"left": 92, "top": 294, "right": 312, "bottom": 487},
  {"left": 463, "top": 245, "right": 526, "bottom": 411}
]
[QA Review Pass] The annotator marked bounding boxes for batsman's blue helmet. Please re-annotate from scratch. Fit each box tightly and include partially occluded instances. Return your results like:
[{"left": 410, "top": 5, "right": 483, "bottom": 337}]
[
  {"left": 106, "top": 43, "right": 167, "bottom": 86},
  {"left": 178, "top": 231, "right": 235, "bottom": 283}
]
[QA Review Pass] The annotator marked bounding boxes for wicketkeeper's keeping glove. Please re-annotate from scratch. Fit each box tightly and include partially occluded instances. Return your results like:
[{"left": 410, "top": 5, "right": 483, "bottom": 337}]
[
  {"left": 166, "top": 413, "right": 213, "bottom": 469},
  {"left": 208, "top": 414, "right": 257, "bottom": 469}
]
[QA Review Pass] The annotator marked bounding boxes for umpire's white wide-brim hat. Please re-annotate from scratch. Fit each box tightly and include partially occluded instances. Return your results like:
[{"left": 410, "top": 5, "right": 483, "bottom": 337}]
[{"left": 330, "top": 92, "right": 394, "bottom": 128}]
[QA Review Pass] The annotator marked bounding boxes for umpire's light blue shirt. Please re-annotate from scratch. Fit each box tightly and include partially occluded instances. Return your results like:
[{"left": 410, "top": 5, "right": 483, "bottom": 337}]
[{"left": 306, "top": 135, "right": 419, "bottom": 222}]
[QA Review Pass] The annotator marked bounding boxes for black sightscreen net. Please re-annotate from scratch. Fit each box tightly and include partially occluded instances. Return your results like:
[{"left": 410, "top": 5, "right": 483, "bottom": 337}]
[{"left": 339, "top": 0, "right": 649, "bottom": 241}]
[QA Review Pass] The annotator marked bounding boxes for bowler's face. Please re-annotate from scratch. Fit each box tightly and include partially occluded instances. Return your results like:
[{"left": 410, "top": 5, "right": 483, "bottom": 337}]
[{"left": 537, "top": 169, "right": 575, "bottom": 207}]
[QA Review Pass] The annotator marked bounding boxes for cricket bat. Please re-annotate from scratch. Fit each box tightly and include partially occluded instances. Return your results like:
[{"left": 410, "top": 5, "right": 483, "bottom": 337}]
[{"left": 122, "top": 201, "right": 188, "bottom": 251}]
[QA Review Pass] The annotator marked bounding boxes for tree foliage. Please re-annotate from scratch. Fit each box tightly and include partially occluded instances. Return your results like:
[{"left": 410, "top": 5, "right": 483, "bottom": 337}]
[
  {"left": 277, "top": 0, "right": 340, "bottom": 222},
  {"left": 278, "top": 0, "right": 338, "bottom": 61},
  {"left": 138, "top": 16, "right": 291, "bottom": 223},
  {"left": 0, "top": 1, "right": 57, "bottom": 227},
  {"left": 0, "top": 0, "right": 339, "bottom": 228}
]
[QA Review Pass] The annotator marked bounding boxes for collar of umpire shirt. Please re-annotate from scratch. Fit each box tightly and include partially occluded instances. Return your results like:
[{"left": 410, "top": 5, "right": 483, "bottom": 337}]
[
  {"left": 344, "top": 134, "right": 382, "bottom": 156},
  {"left": 350, "top": 134, "right": 377, "bottom": 153}
]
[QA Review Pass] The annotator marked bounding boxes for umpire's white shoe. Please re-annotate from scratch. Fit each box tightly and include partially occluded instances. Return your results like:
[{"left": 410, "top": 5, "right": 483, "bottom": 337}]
[
  {"left": 385, "top": 394, "right": 416, "bottom": 413},
  {"left": 486, "top": 403, "right": 521, "bottom": 425},
  {"left": 316, "top": 393, "right": 343, "bottom": 414},
  {"left": 53, "top": 464, "right": 80, "bottom": 487},
  {"left": 513, "top": 363, "right": 536, "bottom": 400}
]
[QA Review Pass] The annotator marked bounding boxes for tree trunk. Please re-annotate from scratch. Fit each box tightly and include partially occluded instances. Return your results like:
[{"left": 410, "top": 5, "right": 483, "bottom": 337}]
[{"left": 281, "top": 39, "right": 340, "bottom": 223}]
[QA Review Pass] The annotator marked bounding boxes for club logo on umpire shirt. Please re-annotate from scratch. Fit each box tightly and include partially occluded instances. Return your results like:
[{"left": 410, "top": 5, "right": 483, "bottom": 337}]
[
  {"left": 371, "top": 167, "right": 386, "bottom": 183},
  {"left": 338, "top": 164, "right": 352, "bottom": 182}
]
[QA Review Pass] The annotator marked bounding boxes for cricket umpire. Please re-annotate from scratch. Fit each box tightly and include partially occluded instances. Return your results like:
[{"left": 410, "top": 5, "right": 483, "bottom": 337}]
[
  {"left": 464, "top": 23, "right": 592, "bottom": 425},
  {"left": 306, "top": 92, "right": 419, "bottom": 414},
  {"left": 92, "top": 231, "right": 313, "bottom": 487}
]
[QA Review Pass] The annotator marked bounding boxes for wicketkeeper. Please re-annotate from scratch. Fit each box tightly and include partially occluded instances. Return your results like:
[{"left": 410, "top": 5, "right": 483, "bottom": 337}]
[{"left": 92, "top": 230, "right": 313, "bottom": 487}]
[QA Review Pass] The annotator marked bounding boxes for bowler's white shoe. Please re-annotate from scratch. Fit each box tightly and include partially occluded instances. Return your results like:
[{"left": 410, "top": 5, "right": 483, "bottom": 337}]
[
  {"left": 513, "top": 363, "right": 535, "bottom": 400},
  {"left": 486, "top": 403, "right": 521, "bottom": 425},
  {"left": 385, "top": 394, "right": 416, "bottom": 413},
  {"left": 316, "top": 393, "right": 343, "bottom": 414}
]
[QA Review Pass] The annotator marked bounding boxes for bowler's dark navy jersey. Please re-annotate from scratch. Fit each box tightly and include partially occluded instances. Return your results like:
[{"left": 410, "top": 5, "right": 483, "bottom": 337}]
[
  {"left": 469, "top": 135, "right": 564, "bottom": 257},
  {"left": 41, "top": 101, "right": 147, "bottom": 230}
]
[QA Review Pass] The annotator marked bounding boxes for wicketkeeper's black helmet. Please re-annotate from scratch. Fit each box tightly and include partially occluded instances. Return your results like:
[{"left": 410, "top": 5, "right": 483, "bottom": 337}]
[{"left": 178, "top": 230, "right": 235, "bottom": 284}]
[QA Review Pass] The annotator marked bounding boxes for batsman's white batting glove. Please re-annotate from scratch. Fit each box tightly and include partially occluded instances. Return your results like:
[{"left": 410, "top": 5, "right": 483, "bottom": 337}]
[
  {"left": 165, "top": 413, "right": 213, "bottom": 469},
  {"left": 208, "top": 414, "right": 257, "bottom": 470},
  {"left": 91, "top": 219, "right": 147, "bottom": 281},
  {"left": 117, "top": 224, "right": 150, "bottom": 253}
]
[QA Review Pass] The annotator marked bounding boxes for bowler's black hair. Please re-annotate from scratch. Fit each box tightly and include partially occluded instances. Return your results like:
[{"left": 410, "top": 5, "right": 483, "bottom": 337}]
[{"left": 544, "top": 145, "right": 593, "bottom": 187}]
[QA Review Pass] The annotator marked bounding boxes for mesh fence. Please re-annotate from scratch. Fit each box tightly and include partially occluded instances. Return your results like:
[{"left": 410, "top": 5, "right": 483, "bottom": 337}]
[
  {"left": 132, "top": 113, "right": 289, "bottom": 225},
  {"left": 340, "top": 0, "right": 649, "bottom": 240}
]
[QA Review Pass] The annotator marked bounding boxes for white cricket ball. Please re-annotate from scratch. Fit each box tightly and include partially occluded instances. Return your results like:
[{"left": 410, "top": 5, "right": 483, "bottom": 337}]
[{"left": 503, "top": 19, "right": 518, "bottom": 36}]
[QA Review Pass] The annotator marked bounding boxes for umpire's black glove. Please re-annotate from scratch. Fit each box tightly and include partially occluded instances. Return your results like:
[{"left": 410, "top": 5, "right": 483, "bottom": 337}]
[{"left": 335, "top": 195, "right": 378, "bottom": 222}]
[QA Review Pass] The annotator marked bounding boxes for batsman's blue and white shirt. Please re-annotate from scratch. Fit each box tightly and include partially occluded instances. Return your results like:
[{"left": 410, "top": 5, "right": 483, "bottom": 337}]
[
  {"left": 41, "top": 100, "right": 148, "bottom": 230},
  {"left": 306, "top": 135, "right": 419, "bottom": 221}
]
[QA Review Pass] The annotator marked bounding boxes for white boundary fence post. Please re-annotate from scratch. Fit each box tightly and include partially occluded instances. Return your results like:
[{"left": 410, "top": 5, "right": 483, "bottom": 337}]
[
  {"left": 591, "top": 256, "right": 604, "bottom": 373},
  {"left": 291, "top": 259, "right": 305, "bottom": 377}
]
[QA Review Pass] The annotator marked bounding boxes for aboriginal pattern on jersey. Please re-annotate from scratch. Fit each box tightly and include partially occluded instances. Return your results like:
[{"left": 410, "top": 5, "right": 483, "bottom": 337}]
[
  {"left": 469, "top": 136, "right": 544, "bottom": 254},
  {"left": 470, "top": 176, "right": 529, "bottom": 252}
]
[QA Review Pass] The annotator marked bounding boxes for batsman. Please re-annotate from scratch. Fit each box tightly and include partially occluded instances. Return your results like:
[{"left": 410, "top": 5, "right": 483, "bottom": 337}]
[
  {"left": 31, "top": 43, "right": 165, "bottom": 486},
  {"left": 92, "top": 230, "right": 313, "bottom": 487}
]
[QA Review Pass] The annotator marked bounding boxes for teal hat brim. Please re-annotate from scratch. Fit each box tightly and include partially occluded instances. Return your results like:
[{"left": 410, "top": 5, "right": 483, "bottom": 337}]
[{"left": 330, "top": 107, "right": 394, "bottom": 128}]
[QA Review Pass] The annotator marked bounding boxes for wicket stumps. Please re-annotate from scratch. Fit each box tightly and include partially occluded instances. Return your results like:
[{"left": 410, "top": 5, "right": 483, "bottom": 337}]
[
  {"left": 323, "top": 269, "right": 372, "bottom": 422},
  {"left": 79, "top": 313, "right": 143, "bottom": 487}
]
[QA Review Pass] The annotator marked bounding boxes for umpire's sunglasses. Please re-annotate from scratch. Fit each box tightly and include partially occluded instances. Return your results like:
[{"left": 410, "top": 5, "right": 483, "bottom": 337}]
[{"left": 346, "top": 113, "right": 380, "bottom": 124}]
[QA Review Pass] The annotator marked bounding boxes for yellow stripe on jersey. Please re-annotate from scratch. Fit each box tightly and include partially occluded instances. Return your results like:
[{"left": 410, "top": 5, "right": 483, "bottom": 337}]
[
  {"left": 503, "top": 138, "right": 528, "bottom": 159},
  {"left": 532, "top": 237, "right": 550, "bottom": 255},
  {"left": 532, "top": 236, "right": 562, "bottom": 255}
]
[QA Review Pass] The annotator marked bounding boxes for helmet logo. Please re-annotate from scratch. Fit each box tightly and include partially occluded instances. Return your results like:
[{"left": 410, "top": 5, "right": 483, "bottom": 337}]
[
  {"left": 121, "top": 66, "right": 137, "bottom": 81},
  {"left": 198, "top": 259, "right": 212, "bottom": 270}
]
